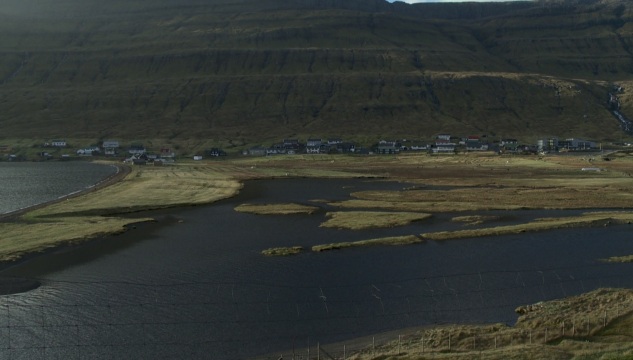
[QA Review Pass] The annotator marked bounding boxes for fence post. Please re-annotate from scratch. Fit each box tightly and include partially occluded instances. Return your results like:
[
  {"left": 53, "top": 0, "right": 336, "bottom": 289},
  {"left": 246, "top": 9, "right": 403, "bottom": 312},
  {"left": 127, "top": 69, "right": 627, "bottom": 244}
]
[
  {"left": 562, "top": 320, "right": 565, "bottom": 337},
  {"left": 603, "top": 310, "right": 607, "bottom": 328},
  {"left": 529, "top": 330, "right": 532, "bottom": 345},
  {"left": 317, "top": 342, "right": 320, "bottom": 360},
  {"left": 544, "top": 328, "right": 548, "bottom": 344},
  {"left": 494, "top": 335, "right": 497, "bottom": 349},
  {"left": 421, "top": 335, "right": 424, "bottom": 353},
  {"left": 572, "top": 322, "right": 575, "bottom": 337},
  {"left": 448, "top": 331, "right": 451, "bottom": 352},
  {"left": 372, "top": 337, "right": 375, "bottom": 356},
  {"left": 398, "top": 335, "right": 401, "bottom": 355},
  {"left": 343, "top": 345, "right": 346, "bottom": 360}
]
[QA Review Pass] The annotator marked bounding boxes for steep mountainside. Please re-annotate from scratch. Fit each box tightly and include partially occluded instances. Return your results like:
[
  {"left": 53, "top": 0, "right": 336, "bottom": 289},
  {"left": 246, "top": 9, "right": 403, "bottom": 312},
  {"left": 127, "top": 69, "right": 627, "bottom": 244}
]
[{"left": 1, "top": 0, "right": 632, "bottom": 146}]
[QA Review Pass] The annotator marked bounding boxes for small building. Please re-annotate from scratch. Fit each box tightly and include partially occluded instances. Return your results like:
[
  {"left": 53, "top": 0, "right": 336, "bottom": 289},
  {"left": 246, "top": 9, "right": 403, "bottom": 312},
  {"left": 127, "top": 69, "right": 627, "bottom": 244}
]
[
  {"left": 161, "top": 147, "right": 175, "bottom": 158},
  {"left": 244, "top": 146, "right": 268, "bottom": 157},
  {"left": 193, "top": 155, "right": 203, "bottom": 161},
  {"left": 306, "top": 139, "right": 324, "bottom": 154},
  {"left": 102, "top": 140, "right": 119, "bottom": 156},
  {"left": 128, "top": 144, "right": 146, "bottom": 155},
  {"left": 206, "top": 148, "right": 227, "bottom": 157},
  {"left": 408, "top": 142, "right": 428, "bottom": 151},
  {"left": 376, "top": 141, "right": 400, "bottom": 154},
  {"left": 537, "top": 138, "right": 559, "bottom": 153},
  {"left": 336, "top": 142, "right": 356, "bottom": 153},
  {"left": 77, "top": 147, "right": 100, "bottom": 156},
  {"left": 283, "top": 139, "right": 301, "bottom": 151},
  {"left": 559, "top": 138, "right": 597, "bottom": 151},
  {"left": 436, "top": 134, "right": 451, "bottom": 141},
  {"left": 432, "top": 140, "right": 456, "bottom": 154},
  {"left": 466, "top": 141, "right": 489, "bottom": 152},
  {"left": 51, "top": 140, "right": 67, "bottom": 147}
]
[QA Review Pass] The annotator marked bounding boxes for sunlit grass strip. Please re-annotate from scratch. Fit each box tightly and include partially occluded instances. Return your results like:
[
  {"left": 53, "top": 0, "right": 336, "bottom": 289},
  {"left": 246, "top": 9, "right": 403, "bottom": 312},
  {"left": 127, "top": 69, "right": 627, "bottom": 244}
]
[
  {"left": 261, "top": 246, "right": 303, "bottom": 256},
  {"left": 328, "top": 199, "right": 525, "bottom": 212},
  {"left": 312, "top": 235, "right": 422, "bottom": 252},
  {"left": 422, "top": 212, "right": 633, "bottom": 241},
  {"left": 234, "top": 203, "right": 319, "bottom": 215},
  {"left": 25, "top": 164, "right": 243, "bottom": 218},
  {"left": 601, "top": 255, "right": 633, "bottom": 263},
  {"left": 320, "top": 211, "right": 432, "bottom": 230},
  {"left": 0, "top": 216, "right": 152, "bottom": 262}
]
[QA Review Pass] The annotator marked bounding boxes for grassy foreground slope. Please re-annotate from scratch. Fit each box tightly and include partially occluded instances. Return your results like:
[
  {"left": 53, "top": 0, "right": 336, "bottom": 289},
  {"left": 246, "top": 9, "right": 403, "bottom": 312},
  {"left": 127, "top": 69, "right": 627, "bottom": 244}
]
[{"left": 1, "top": 0, "right": 632, "bottom": 148}]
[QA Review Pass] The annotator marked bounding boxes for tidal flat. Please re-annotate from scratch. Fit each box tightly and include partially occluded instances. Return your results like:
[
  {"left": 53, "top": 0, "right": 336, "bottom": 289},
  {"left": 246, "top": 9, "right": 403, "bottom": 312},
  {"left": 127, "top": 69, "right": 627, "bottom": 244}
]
[{"left": 4, "top": 152, "right": 633, "bottom": 263}]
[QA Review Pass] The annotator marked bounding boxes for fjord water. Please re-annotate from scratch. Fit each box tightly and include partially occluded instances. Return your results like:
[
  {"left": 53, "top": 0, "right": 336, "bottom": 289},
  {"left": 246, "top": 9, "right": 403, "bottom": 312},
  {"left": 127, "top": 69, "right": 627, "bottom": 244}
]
[
  {"left": 0, "top": 161, "right": 118, "bottom": 215},
  {"left": 1, "top": 178, "right": 633, "bottom": 359}
]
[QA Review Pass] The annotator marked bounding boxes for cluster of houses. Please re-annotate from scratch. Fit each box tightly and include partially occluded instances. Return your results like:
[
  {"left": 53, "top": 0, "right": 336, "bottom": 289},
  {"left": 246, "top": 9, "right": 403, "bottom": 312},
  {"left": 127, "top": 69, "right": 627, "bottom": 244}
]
[
  {"left": 1, "top": 134, "right": 605, "bottom": 162},
  {"left": 242, "top": 135, "right": 601, "bottom": 157},
  {"left": 243, "top": 138, "right": 361, "bottom": 156},
  {"left": 37, "top": 140, "right": 177, "bottom": 164}
]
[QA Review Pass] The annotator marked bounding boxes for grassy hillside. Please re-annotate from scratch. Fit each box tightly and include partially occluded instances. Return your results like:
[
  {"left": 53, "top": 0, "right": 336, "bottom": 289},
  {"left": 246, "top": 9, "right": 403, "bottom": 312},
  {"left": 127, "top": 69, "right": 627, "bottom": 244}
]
[{"left": 0, "top": 0, "right": 632, "bottom": 147}]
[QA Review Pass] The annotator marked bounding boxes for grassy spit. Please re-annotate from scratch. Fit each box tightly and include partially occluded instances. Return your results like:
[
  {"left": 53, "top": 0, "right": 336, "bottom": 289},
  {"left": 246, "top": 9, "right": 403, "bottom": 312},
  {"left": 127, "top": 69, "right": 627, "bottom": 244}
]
[
  {"left": 311, "top": 235, "right": 422, "bottom": 252},
  {"left": 261, "top": 246, "right": 303, "bottom": 256},
  {"left": 422, "top": 211, "right": 633, "bottom": 241},
  {"left": 320, "top": 211, "right": 433, "bottom": 230},
  {"left": 234, "top": 203, "right": 319, "bottom": 215}
]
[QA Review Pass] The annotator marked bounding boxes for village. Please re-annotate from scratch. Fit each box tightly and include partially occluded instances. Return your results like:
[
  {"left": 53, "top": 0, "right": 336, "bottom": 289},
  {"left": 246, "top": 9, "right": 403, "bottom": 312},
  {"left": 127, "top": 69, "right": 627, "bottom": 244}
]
[{"left": 0, "top": 134, "right": 609, "bottom": 164}]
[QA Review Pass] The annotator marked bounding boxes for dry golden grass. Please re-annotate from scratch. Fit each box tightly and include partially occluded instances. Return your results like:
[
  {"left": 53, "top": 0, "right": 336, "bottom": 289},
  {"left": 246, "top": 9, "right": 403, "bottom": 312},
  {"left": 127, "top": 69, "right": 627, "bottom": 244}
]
[
  {"left": 312, "top": 235, "right": 422, "bottom": 252},
  {"left": 234, "top": 203, "right": 319, "bottom": 215},
  {"left": 320, "top": 211, "right": 432, "bottom": 230},
  {"left": 0, "top": 217, "right": 153, "bottom": 262},
  {"left": 26, "top": 164, "right": 243, "bottom": 218},
  {"left": 422, "top": 212, "right": 633, "bottom": 241},
  {"left": 602, "top": 255, "right": 633, "bottom": 263},
  {"left": 345, "top": 288, "right": 633, "bottom": 360}
]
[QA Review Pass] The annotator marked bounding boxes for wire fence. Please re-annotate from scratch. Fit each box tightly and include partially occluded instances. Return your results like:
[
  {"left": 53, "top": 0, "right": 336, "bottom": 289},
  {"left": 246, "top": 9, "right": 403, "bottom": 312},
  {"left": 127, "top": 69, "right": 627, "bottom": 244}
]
[{"left": 252, "top": 304, "right": 631, "bottom": 360}]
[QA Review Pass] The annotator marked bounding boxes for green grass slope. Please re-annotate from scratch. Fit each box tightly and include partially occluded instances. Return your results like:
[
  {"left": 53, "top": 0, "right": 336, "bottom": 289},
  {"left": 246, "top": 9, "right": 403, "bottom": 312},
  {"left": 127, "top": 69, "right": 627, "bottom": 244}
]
[{"left": 0, "top": 0, "right": 632, "bottom": 145}]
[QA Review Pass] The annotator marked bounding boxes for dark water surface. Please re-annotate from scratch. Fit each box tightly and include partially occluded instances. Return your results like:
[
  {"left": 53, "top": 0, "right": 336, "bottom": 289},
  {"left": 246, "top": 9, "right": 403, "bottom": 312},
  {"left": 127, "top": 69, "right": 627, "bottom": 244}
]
[
  {"left": 1, "top": 178, "right": 633, "bottom": 359},
  {"left": 0, "top": 162, "right": 118, "bottom": 215}
]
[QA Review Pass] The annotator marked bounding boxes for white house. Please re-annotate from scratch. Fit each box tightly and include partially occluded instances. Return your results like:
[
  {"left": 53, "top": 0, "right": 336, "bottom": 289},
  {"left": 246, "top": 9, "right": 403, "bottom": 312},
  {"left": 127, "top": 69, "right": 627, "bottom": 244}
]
[
  {"left": 306, "top": 138, "right": 323, "bottom": 154},
  {"left": 51, "top": 140, "right": 67, "bottom": 147},
  {"left": 77, "top": 147, "right": 100, "bottom": 156}
]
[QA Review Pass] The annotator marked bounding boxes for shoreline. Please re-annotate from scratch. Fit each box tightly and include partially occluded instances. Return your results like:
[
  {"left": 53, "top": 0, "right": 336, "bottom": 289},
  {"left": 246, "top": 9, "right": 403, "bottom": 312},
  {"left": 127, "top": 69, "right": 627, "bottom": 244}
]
[{"left": 0, "top": 162, "right": 131, "bottom": 223}]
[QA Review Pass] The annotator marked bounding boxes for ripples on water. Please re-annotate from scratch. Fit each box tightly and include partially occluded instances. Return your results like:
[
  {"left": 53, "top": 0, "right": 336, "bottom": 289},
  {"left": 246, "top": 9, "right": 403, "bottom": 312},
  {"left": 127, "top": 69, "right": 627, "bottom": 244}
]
[
  {"left": 1, "top": 178, "right": 633, "bottom": 359},
  {"left": 0, "top": 162, "right": 117, "bottom": 215}
]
